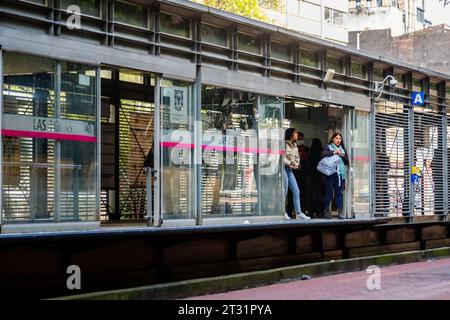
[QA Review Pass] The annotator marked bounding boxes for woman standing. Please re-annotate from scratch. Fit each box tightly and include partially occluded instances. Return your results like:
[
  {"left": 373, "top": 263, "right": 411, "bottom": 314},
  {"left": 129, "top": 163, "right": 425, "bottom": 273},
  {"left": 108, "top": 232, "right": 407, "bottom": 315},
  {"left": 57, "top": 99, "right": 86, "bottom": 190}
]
[
  {"left": 321, "top": 133, "right": 349, "bottom": 219},
  {"left": 284, "top": 128, "right": 310, "bottom": 220}
]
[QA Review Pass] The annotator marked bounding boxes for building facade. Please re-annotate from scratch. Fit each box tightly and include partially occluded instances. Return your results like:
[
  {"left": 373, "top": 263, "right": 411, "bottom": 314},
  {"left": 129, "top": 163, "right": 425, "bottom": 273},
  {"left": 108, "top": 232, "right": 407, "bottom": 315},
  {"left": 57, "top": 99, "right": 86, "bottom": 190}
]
[
  {"left": 193, "top": 0, "right": 349, "bottom": 45},
  {"left": 0, "top": 0, "right": 450, "bottom": 234},
  {"left": 349, "top": 24, "right": 450, "bottom": 75},
  {"left": 348, "top": 0, "right": 430, "bottom": 37}
]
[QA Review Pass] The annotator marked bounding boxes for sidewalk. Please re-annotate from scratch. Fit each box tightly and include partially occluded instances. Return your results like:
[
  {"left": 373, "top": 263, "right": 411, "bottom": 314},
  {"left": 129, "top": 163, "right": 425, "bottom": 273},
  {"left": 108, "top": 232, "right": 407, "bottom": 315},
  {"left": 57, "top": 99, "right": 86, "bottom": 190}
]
[{"left": 188, "top": 258, "right": 450, "bottom": 300}]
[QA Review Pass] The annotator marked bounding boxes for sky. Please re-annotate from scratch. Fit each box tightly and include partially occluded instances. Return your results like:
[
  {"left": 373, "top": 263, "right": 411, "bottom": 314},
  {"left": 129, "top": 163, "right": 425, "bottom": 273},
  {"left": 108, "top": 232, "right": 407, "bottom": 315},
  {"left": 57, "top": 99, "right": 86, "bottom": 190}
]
[{"left": 426, "top": 0, "right": 450, "bottom": 25}]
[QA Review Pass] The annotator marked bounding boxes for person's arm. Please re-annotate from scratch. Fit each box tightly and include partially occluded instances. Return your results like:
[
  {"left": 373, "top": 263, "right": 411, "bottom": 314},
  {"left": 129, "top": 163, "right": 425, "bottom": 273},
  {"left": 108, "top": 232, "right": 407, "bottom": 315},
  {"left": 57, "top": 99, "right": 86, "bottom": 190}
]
[
  {"left": 321, "top": 146, "right": 334, "bottom": 159},
  {"left": 341, "top": 153, "right": 349, "bottom": 165},
  {"left": 341, "top": 145, "right": 349, "bottom": 165}
]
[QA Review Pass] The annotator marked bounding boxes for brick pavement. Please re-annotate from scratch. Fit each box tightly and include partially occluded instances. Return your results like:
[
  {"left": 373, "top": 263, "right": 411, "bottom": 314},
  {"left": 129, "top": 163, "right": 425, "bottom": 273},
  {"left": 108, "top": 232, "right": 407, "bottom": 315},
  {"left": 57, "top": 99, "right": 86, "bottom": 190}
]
[{"left": 188, "top": 258, "right": 450, "bottom": 300}]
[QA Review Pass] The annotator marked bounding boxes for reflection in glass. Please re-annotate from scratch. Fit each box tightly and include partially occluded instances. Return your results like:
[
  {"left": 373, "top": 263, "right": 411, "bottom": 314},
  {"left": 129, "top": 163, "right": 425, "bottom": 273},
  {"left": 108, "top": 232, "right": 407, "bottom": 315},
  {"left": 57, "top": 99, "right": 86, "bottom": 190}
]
[
  {"left": 60, "top": 62, "right": 97, "bottom": 221},
  {"left": 2, "top": 52, "right": 56, "bottom": 221},
  {"left": 201, "top": 86, "right": 283, "bottom": 217},
  {"left": 238, "top": 33, "right": 261, "bottom": 55},
  {"left": 2, "top": 52, "right": 98, "bottom": 222},
  {"left": 160, "top": 13, "right": 190, "bottom": 38},
  {"left": 114, "top": 0, "right": 148, "bottom": 28},
  {"left": 201, "top": 24, "right": 228, "bottom": 47},
  {"left": 61, "top": 0, "right": 100, "bottom": 17},
  {"left": 351, "top": 110, "right": 370, "bottom": 214},
  {"left": 161, "top": 80, "right": 194, "bottom": 219}
]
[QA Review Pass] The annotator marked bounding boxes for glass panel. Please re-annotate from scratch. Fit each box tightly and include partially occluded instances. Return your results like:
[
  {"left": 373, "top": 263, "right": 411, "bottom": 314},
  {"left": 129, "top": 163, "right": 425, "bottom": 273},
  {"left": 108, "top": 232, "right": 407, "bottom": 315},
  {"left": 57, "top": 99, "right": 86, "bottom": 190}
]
[
  {"left": 119, "top": 70, "right": 144, "bottom": 84},
  {"left": 61, "top": 0, "right": 100, "bottom": 17},
  {"left": 161, "top": 80, "right": 194, "bottom": 219},
  {"left": 201, "top": 24, "right": 228, "bottom": 47},
  {"left": 271, "top": 42, "right": 292, "bottom": 62},
  {"left": 373, "top": 68, "right": 384, "bottom": 81},
  {"left": 60, "top": 62, "right": 97, "bottom": 221},
  {"left": 201, "top": 86, "right": 283, "bottom": 217},
  {"left": 2, "top": 52, "right": 56, "bottom": 221},
  {"left": 23, "top": 0, "right": 46, "bottom": 5},
  {"left": 327, "top": 56, "right": 344, "bottom": 74},
  {"left": 351, "top": 110, "right": 370, "bottom": 214},
  {"left": 324, "top": 7, "right": 331, "bottom": 23},
  {"left": 351, "top": 62, "right": 366, "bottom": 79},
  {"left": 394, "top": 73, "right": 405, "bottom": 88},
  {"left": 160, "top": 12, "right": 190, "bottom": 38},
  {"left": 334, "top": 10, "right": 345, "bottom": 26},
  {"left": 114, "top": 1, "right": 148, "bottom": 29},
  {"left": 257, "top": 95, "right": 284, "bottom": 215},
  {"left": 300, "top": 49, "right": 319, "bottom": 68},
  {"left": 300, "top": 1, "right": 321, "bottom": 21},
  {"left": 412, "top": 78, "right": 423, "bottom": 92},
  {"left": 2, "top": 52, "right": 99, "bottom": 223},
  {"left": 238, "top": 33, "right": 261, "bottom": 55}
]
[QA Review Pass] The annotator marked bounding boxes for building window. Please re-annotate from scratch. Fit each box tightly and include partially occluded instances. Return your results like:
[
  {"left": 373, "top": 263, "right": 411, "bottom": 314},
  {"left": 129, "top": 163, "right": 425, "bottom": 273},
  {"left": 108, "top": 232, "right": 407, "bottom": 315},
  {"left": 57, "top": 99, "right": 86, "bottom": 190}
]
[
  {"left": 2, "top": 52, "right": 98, "bottom": 222},
  {"left": 238, "top": 33, "right": 261, "bottom": 55},
  {"left": 324, "top": 7, "right": 346, "bottom": 26},
  {"left": 327, "top": 56, "right": 344, "bottom": 74},
  {"left": 22, "top": 0, "right": 47, "bottom": 5},
  {"left": 417, "top": 8, "right": 425, "bottom": 23},
  {"left": 412, "top": 78, "right": 423, "bottom": 92},
  {"left": 373, "top": 68, "right": 384, "bottom": 81},
  {"left": 299, "top": 1, "right": 321, "bottom": 21},
  {"left": 114, "top": 1, "right": 148, "bottom": 29},
  {"left": 377, "top": 0, "right": 383, "bottom": 7},
  {"left": 61, "top": 0, "right": 100, "bottom": 17},
  {"left": 271, "top": 42, "right": 292, "bottom": 62},
  {"left": 300, "top": 49, "right": 319, "bottom": 68},
  {"left": 351, "top": 61, "right": 367, "bottom": 79},
  {"left": 160, "top": 12, "right": 191, "bottom": 38},
  {"left": 201, "top": 24, "right": 228, "bottom": 48}
]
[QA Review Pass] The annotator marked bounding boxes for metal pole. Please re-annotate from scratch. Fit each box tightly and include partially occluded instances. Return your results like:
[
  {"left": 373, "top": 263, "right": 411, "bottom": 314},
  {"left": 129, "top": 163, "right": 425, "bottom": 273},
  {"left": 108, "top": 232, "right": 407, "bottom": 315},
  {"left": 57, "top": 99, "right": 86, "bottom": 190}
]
[
  {"left": 95, "top": 66, "right": 101, "bottom": 222},
  {"left": 0, "top": 49, "right": 3, "bottom": 227},
  {"left": 55, "top": 62, "right": 61, "bottom": 222},
  {"left": 145, "top": 166, "right": 153, "bottom": 226},
  {"left": 408, "top": 104, "right": 415, "bottom": 222},
  {"left": 194, "top": 66, "right": 202, "bottom": 225},
  {"left": 153, "top": 76, "right": 161, "bottom": 227},
  {"left": 370, "top": 101, "right": 375, "bottom": 218},
  {"left": 442, "top": 111, "right": 448, "bottom": 220}
]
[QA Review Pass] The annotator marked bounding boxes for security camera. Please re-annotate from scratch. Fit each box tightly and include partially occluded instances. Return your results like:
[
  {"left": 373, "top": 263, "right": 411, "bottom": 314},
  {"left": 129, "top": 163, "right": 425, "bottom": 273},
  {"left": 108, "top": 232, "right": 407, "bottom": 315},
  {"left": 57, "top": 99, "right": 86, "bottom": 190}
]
[{"left": 389, "top": 78, "right": 398, "bottom": 87}]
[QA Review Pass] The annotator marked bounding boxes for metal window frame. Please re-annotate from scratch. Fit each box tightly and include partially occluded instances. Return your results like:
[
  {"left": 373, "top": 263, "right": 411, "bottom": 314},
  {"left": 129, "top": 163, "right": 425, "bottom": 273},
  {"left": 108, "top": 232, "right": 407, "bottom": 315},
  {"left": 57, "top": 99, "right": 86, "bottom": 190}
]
[
  {"left": 54, "top": 61, "right": 61, "bottom": 222},
  {"left": 96, "top": 66, "right": 101, "bottom": 221},
  {"left": 0, "top": 48, "right": 3, "bottom": 226},
  {"left": 152, "top": 75, "right": 161, "bottom": 227}
]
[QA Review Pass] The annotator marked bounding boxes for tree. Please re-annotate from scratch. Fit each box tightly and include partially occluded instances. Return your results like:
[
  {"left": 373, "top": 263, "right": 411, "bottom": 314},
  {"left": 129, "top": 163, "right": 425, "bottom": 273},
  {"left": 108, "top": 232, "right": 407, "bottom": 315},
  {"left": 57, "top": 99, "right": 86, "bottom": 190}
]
[{"left": 202, "top": 0, "right": 272, "bottom": 22}]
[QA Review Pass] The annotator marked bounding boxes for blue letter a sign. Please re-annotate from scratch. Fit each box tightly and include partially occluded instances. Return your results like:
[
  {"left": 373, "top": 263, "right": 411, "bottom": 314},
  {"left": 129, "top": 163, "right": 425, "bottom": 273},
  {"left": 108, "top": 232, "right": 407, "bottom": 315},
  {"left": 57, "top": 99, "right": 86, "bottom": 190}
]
[{"left": 411, "top": 92, "right": 425, "bottom": 106}]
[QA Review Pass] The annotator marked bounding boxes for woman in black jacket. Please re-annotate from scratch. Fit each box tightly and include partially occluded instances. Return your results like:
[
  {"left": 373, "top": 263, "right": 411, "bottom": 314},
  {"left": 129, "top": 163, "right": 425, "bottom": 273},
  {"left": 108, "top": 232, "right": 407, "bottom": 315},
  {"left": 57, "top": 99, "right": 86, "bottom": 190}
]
[
  {"left": 321, "top": 133, "right": 349, "bottom": 219},
  {"left": 305, "top": 138, "right": 324, "bottom": 218}
]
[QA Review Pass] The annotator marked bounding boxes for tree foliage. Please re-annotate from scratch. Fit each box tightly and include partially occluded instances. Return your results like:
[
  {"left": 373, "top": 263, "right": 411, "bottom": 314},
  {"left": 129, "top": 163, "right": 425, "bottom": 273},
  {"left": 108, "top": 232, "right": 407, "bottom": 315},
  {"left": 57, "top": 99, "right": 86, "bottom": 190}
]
[{"left": 202, "top": 0, "right": 282, "bottom": 22}]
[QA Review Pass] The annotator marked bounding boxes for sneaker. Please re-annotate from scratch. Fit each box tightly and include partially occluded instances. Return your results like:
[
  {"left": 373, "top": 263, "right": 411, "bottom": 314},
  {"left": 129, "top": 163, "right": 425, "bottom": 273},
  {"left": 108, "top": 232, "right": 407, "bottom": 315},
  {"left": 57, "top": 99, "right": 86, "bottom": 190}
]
[
  {"left": 297, "top": 212, "right": 311, "bottom": 220},
  {"left": 284, "top": 213, "right": 291, "bottom": 220}
]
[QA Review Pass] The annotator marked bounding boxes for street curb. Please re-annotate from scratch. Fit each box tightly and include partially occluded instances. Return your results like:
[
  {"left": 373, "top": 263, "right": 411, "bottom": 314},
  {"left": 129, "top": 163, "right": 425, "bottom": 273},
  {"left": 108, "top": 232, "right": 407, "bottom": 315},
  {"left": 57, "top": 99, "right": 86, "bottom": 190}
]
[{"left": 56, "top": 246, "right": 450, "bottom": 300}]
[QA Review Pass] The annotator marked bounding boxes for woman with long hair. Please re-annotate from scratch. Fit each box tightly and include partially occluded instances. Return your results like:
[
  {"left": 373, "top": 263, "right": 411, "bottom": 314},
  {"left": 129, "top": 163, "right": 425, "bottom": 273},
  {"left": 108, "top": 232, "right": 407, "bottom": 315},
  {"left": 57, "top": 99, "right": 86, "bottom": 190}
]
[
  {"left": 321, "top": 133, "right": 349, "bottom": 219},
  {"left": 284, "top": 128, "right": 310, "bottom": 220}
]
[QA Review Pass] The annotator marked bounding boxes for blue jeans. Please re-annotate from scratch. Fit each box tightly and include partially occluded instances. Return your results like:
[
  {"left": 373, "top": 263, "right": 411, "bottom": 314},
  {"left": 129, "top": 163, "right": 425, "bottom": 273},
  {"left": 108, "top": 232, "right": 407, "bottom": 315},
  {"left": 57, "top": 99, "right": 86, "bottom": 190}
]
[
  {"left": 284, "top": 166, "right": 302, "bottom": 214},
  {"left": 323, "top": 173, "right": 345, "bottom": 211}
]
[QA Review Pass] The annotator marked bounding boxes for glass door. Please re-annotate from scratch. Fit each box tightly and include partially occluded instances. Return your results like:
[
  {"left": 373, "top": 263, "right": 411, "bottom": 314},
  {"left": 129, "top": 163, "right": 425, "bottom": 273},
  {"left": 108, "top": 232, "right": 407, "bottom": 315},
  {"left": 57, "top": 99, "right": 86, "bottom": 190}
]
[{"left": 159, "top": 79, "right": 195, "bottom": 221}]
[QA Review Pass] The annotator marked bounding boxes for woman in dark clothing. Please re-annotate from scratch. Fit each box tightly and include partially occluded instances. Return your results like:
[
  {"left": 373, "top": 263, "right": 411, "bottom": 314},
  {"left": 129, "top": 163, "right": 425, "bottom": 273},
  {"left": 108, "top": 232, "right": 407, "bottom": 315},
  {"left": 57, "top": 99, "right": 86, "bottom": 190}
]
[
  {"left": 305, "top": 138, "right": 324, "bottom": 218},
  {"left": 321, "top": 133, "right": 349, "bottom": 219}
]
